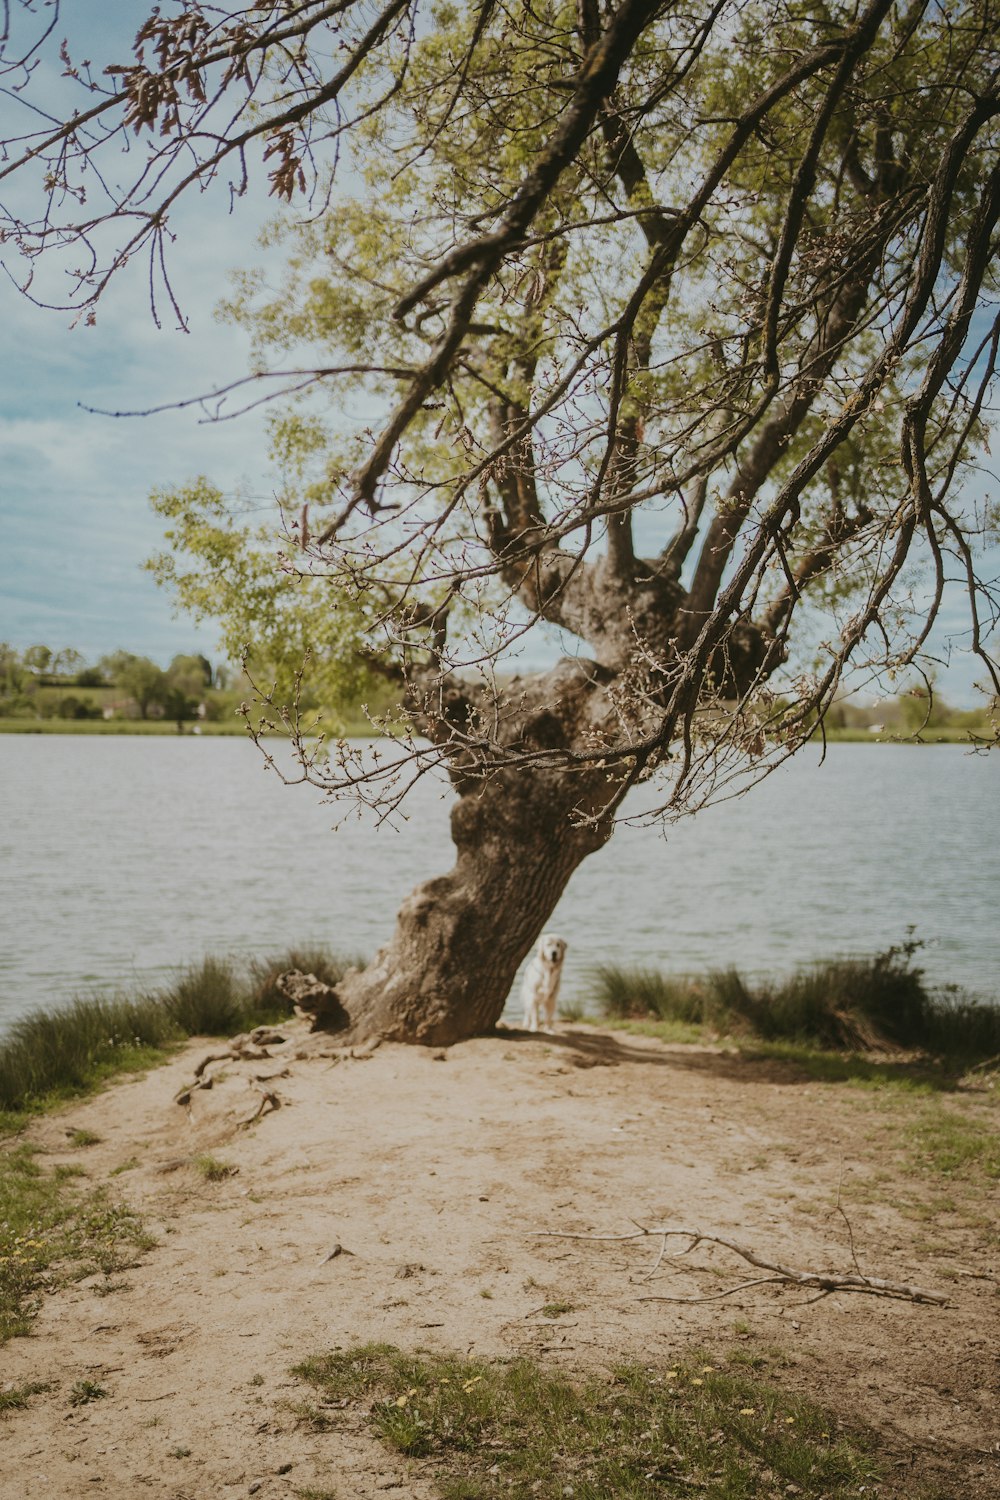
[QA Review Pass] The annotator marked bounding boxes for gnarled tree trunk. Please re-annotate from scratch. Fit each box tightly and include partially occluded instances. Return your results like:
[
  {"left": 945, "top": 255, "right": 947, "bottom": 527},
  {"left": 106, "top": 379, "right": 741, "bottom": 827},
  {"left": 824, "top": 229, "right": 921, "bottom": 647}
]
[{"left": 335, "top": 658, "right": 626, "bottom": 1045}]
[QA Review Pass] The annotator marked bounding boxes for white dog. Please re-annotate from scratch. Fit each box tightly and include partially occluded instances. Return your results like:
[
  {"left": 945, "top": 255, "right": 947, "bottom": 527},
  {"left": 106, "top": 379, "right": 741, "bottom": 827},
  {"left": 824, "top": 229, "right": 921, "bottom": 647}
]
[{"left": 521, "top": 934, "right": 567, "bottom": 1033}]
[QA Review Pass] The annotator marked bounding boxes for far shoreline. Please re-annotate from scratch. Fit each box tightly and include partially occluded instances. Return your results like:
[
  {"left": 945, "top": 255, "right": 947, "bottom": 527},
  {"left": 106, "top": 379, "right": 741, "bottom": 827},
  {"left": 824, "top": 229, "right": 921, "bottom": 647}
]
[
  {"left": 0, "top": 716, "right": 987, "bottom": 744},
  {"left": 0, "top": 717, "right": 378, "bottom": 738}
]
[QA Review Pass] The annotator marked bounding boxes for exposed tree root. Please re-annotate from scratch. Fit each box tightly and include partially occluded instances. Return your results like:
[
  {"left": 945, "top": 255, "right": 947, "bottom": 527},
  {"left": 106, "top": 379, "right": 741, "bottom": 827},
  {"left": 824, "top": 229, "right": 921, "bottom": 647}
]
[
  {"left": 536, "top": 1224, "right": 948, "bottom": 1306},
  {"left": 175, "top": 1028, "right": 289, "bottom": 1106},
  {"left": 238, "top": 1084, "right": 282, "bottom": 1129}
]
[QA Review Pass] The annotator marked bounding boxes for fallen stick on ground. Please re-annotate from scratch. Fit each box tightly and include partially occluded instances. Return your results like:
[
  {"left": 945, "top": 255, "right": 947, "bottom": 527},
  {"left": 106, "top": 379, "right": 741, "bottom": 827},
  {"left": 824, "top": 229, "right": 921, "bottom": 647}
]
[{"left": 535, "top": 1224, "right": 948, "bottom": 1306}]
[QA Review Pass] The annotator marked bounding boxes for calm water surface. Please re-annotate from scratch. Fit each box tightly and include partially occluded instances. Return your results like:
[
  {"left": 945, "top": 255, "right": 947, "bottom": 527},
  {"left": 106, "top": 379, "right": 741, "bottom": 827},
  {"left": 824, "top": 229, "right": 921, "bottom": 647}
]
[{"left": 1, "top": 735, "right": 997, "bottom": 1030}]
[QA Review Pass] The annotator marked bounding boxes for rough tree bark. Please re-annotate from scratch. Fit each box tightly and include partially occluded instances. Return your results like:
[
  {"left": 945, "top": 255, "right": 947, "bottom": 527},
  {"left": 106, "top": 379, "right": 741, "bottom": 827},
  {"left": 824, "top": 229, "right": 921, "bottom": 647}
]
[{"left": 333, "top": 658, "right": 628, "bottom": 1044}]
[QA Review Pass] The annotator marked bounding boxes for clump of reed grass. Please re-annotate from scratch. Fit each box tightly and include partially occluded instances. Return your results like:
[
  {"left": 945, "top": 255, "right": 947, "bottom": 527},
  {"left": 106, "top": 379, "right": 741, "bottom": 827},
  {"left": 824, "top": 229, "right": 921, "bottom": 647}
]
[
  {"left": 0, "top": 945, "right": 360, "bottom": 1118},
  {"left": 591, "top": 940, "right": 1000, "bottom": 1064},
  {"left": 161, "top": 955, "right": 249, "bottom": 1036},
  {"left": 0, "top": 994, "right": 177, "bottom": 1115}
]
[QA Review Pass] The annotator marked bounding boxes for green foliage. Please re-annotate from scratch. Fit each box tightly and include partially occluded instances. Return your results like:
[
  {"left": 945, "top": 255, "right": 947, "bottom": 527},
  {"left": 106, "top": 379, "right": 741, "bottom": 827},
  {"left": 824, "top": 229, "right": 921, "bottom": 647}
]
[
  {"left": 147, "top": 478, "right": 386, "bottom": 729},
  {"left": 116, "top": 656, "right": 164, "bottom": 718},
  {"left": 294, "top": 1342, "right": 880, "bottom": 1499},
  {"left": 0, "top": 995, "right": 179, "bottom": 1114},
  {"left": 595, "top": 966, "right": 728, "bottom": 1026},
  {"left": 162, "top": 955, "right": 256, "bottom": 1037},
  {"left": 0, "top": 643, "right": 228, "bottom": 725},
  {"left": 592, "top": 944, "right": 1000, "bottom": 1064}
]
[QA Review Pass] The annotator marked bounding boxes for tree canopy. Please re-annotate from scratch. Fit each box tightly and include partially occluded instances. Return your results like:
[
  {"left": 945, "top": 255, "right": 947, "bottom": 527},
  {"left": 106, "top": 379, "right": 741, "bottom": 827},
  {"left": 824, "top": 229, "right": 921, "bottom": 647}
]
[{"left": 3, "top": 0, "right": 999, "bottom": 1035}]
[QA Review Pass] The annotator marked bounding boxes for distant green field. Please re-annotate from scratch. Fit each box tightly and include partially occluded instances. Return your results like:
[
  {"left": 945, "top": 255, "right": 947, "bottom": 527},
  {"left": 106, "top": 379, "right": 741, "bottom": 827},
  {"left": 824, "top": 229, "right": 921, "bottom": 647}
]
[
  {"left": 0, "top": 714, "right": 387, "bottom": 738},
  {"left": 0, "top": 717, "right": 249, "bottom": 735}
]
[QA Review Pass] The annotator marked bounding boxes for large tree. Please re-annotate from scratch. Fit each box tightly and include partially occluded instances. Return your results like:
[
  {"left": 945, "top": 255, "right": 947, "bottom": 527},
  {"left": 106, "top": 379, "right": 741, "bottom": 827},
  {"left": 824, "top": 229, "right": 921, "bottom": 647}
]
[{"left": 3, "top": 0, "right": 998, "bottom": 1043}]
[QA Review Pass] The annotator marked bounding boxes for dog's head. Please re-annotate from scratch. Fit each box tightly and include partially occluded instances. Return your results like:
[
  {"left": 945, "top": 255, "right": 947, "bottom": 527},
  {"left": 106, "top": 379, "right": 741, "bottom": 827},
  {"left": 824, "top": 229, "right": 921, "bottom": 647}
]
[{"left": 537, "top": 934, "right": 567, "bottom": 968}]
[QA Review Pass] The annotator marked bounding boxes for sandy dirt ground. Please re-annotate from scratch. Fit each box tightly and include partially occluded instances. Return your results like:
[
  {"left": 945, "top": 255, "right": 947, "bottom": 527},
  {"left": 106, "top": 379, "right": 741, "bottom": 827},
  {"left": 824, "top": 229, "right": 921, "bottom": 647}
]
[{"left": 2, "top": 1022, "right": 998, "bottom": 1499}]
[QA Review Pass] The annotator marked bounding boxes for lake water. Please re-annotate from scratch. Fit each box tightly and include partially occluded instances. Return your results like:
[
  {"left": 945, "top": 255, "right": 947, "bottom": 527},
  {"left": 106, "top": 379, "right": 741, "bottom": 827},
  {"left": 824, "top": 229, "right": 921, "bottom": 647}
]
[{"left": 1, "top": 735, "right": 997, "bottom": 1032}]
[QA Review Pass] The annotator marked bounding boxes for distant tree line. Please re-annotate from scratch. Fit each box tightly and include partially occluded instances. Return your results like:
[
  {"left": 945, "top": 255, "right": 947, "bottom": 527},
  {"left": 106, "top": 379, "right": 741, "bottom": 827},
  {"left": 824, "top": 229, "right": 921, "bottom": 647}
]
[
  {"left": 1, "top": 641, "right": 990, "bottom": 737},
  {"left": 822, "top": 689, "right": 990, "bottom": 736},
  {"left": 0, "top": 644, "right": 231, "bottom": 723}
]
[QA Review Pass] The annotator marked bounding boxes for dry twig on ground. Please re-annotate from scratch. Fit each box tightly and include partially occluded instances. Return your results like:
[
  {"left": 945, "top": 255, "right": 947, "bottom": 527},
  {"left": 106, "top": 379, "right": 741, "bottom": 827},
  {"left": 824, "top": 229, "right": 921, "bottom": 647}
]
[{"left": 536, "top": 1224, "right": 948, "bottom": 1306}]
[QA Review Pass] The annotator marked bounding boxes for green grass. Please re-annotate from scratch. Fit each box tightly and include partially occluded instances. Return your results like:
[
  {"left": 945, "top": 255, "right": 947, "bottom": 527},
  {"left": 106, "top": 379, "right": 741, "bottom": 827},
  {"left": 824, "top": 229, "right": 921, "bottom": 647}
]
[
  {"left": 0, "top": 711, "right": 393, "bottom": 737},
  {"left": 0, "top": 716, "right": 252, "bottom": 735},
  {"left": 245, "top": 947, "right": 364, "bottom": 1020},
  {"left": 733, "top": 1041, "right": 951, "bottom": 1091},
  {"left": 592, "top": 942, "right": 1000, "bottom": 1067},
  {"left": 904, "top": 1106, "right": 1000, "bottom": 1180},
  {"left": 0, "top": 1143, "right": 155, "bottom": 1341},
  {"left": 68, "top": 1379, "right": 108, "bottom": 1407},
  {"left": 0, "top": 1379, "right": 54, "bottom": 1413},
  {"left": 162, "top": 954, "right": 264, "bottom": 1036},
  {"left": 293, "top": 1342, "right": 879, "bottom": 1499},
  {"left": 606, "top": 1014, "right": 724, "bottom": 1047},
  {"left": 0, "top": 947, "right": 360, "bottom": 1127},
  {"left": 193, "top": 1153, "right": 239, "bottom": 1182},
  {"left": 820, "top": 725, "right": 992, "bottom": 743}
]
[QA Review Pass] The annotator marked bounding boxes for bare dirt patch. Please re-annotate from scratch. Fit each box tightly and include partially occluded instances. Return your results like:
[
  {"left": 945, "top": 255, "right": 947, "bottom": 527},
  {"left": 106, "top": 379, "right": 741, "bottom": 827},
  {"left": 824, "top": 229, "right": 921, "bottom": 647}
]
[{"left": 2, "top": 1023, "right": 998, "bottom": 1499}]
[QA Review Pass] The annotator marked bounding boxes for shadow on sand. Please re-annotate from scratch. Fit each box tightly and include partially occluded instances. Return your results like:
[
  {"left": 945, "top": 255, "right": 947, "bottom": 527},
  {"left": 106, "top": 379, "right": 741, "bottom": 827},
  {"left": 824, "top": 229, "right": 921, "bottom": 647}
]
[{"left": 493, "top": 1022, "right": 965, "bottom": 1092}]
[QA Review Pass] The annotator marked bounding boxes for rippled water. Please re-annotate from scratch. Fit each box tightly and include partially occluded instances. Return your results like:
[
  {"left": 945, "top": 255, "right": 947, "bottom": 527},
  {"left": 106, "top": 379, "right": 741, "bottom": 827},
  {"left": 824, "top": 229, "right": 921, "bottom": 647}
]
[{"left": 1, "top": 735, "right": 997, "bottom": 1031}]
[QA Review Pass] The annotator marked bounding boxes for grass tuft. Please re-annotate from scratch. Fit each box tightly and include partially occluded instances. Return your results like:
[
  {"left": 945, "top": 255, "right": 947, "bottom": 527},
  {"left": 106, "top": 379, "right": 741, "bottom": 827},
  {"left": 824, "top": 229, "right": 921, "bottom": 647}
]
[
  {"left": 193, "top": 1153, "right": 238, "bottom": 1183},
  {"left": 0, "top": 1379, "right": 54, "bottom": 1413},
  {"left": 161, "top": 956, "right": 251, "bottom": 1036},
  {"left": 68, "top": 1379, "right": 108, "bottom": 1406},
  {"left": 246, "top": 947, "right": 361, "bottom": 1019},
  {"left": 294, "top": 1342, "right": 879, "bottom": 1499}
]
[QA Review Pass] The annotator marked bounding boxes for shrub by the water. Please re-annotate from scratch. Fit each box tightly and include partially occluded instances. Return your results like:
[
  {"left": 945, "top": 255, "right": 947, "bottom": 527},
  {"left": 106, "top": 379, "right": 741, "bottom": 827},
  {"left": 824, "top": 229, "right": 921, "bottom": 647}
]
[
  {"left": 592, "top": 941, "right": 1000, "bottom": 1064},
  {"left": 0, "top": 946, "right": 358, "bottom": 1118}
]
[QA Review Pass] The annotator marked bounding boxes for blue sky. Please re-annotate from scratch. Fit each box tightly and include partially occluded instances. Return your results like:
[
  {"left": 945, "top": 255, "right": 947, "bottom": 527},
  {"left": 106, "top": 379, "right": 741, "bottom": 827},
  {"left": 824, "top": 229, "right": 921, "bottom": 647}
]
[
  {"left": 0, "top": 1, "right": 278, "bottom": 669},
  {"left": 0, "top": 244, "right": 273, "bottom": 666},
  {"left": 0, "top": 5, "right": 995, "bottom": 703}
]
